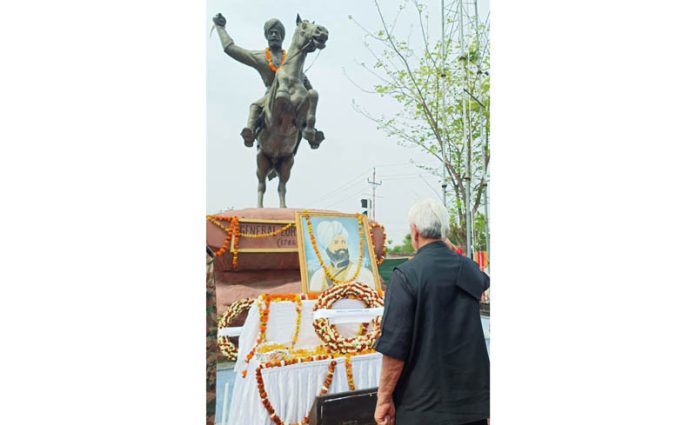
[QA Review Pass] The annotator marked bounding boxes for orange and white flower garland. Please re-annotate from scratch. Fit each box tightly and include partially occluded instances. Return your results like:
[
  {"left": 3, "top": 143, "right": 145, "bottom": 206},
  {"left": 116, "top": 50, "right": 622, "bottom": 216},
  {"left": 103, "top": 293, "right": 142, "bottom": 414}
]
[
  {"left": 256, "top": 357, "right": 337, "bottom": 425},
  {"left": 303, "top": 211, "right": 365, "bottom": 285},
  {"left": 345, "top": 355, "right": 356, "bottom": 391},
  {"left": 206, "top": 215, "right": 228, "bottom": 233},
  {"left": 259, "top": 294, "right": 303, "bottom": 346},
  {"left": 217, "top": 297, "right": 255, "bottom": 361},
  {"left": 207, "top": 215, "right": 294, "bottom": 239},
  {"left": 241, "top": 293, "right": 317, "bottom": 377},
  {"left": 312, "top": 281, "right": 384, "bottom": 355},
  {"left": 242, "top": 295, "right": 271, "bottom": 378},
  {"left": 241, "top": 290, "right": 382, "bottom": 424},
  {"left": 206, "top": 215, "right": 240, "bottom": 270},
  {"left": 292, "top": 295, "right": 302, "bottom": 346}
]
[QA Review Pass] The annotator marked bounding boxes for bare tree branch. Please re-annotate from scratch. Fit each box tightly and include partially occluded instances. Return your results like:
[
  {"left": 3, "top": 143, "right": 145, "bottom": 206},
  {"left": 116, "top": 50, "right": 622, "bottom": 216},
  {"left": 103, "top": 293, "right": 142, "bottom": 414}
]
[
  {"left": 348, "top": 15, "right": 388, "bottom": 42},
  {"left": 342, "top": 70, "right": 384, "bottom": 95}
]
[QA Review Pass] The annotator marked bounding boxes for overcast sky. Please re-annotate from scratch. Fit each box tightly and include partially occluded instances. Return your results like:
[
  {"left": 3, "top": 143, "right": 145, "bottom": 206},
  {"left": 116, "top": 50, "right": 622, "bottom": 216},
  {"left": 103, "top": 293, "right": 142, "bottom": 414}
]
[{"left": 207, "top": 0, "right": 489, "bottom": 244}]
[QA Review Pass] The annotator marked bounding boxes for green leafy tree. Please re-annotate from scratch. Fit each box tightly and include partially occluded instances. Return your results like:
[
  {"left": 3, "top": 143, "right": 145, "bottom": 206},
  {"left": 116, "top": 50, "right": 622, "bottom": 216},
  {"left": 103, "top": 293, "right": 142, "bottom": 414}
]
[
  {"left": 391, "top": 233, "right": 415, "bottom": 254},
  {"left": 349, "top": 0, "right": 489, "bottom": 250},
  {"left": 473, "top": 212, "right": 488, "bottom": 252}
]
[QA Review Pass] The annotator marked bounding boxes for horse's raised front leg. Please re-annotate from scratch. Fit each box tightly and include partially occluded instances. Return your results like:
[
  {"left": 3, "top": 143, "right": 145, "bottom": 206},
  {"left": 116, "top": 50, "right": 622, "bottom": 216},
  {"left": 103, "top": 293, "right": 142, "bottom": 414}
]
[
  {"left": 302, "top": 89, "right": 324, "bottom": 149},
  {"left": 276, "top": 156, "right": 294, "bottom": 209},
  {"left": 256, "top": 152, "right": 272, "bottom": 208}
]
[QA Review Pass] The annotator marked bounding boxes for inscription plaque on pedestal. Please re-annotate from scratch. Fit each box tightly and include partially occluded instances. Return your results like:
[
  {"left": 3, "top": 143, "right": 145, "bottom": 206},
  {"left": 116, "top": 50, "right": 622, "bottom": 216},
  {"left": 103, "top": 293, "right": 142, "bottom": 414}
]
[{"left": 237, "top": 219, "right": 298, "bottom": 252}]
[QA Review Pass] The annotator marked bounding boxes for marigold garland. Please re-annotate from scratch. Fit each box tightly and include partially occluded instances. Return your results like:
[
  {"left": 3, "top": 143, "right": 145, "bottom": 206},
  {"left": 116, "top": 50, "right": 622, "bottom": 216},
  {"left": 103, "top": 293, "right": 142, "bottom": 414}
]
[
  {"left": 303, "top": 211, "right": 365, "bottom": 285},
  {"left": 256, "top": 294, "right": 303, "bottom": 348},
  {"left": 265, "top": 48, "right": 287, "bottom": 73},
  {"left": 256, "top": 358, "right": 337, "bottom": 425},
  {"left": 207, "top": 215, "right": 236, "bottom": 257},
  {"left": 231, "top": 219, "right": 240, "bottom": 270},
  {"left": 312, "top": 282, "right": 384, "bottom": 355},
  {"left": 292, "top": 295, "right": 302, "bottom": 347},
  {"left": 258, "top": 345, "right": 329, "bottom": 361},
  {"left": 288, "top": 345, "right": 328, "bottom": 358},
  {"left": 207, "top": 215, "right": 295, "bottom": 238},
  {"left": 257, "top": 343, "right": 289, "bottom": 354},
  {"left": 207, "top": 216, "right": 295, "bottom": 271},
  {"left": 266, "top": 293, "right": 319, "bottom": 301},
  {"left": 242, "top": 296, "right": 271, "bottom": 378},
  {"left": 356, "top": 322, "right": 368, "bottom": 336},
  {"left": 345, "top": 355, "right": 356, "bottom": 391},
  {"left": 243, "top": 289, "right": 382, "bottom": 423},
  {"left": 258, "top": 353, "right": 333, "bottom": 370},
  {"left": 207, "top": 216, "right": 227, "bottom": 232},
  {"left": 206, "top": 215, "right": 240, "bottom": 270},
  {"left": 217, "top": 297, "right": 255, "bottom": 361},
  {"left": 240, "top": 293, "right": 320, "bottom": 377}
]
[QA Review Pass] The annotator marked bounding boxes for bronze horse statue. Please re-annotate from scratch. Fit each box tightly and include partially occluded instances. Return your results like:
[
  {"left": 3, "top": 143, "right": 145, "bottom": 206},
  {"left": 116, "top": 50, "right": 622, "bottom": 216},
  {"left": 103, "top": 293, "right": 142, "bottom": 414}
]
[{"left": 254, "top": 15, "right": 328, "bottom": 208}]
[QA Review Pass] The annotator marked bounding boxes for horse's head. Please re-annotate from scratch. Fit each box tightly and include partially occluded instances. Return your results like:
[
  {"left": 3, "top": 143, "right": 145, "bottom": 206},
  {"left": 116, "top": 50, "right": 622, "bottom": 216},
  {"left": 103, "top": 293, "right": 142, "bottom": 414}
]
[{"left": 294, "top": 14, "right": 328, "bottom": 52}]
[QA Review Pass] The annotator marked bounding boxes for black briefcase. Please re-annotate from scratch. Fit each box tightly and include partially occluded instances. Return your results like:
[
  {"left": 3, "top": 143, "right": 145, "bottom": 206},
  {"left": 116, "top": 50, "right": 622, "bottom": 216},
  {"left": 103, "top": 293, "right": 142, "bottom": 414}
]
[{"left": 307, "top": 387, "right": 378, "bottom": 425}]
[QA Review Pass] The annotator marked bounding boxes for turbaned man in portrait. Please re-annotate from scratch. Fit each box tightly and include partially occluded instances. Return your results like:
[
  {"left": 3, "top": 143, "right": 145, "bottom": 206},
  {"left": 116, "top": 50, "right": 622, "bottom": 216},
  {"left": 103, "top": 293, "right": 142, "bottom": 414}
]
[{"left": 309, "top": 221, "right": 375, "bottom": 292}]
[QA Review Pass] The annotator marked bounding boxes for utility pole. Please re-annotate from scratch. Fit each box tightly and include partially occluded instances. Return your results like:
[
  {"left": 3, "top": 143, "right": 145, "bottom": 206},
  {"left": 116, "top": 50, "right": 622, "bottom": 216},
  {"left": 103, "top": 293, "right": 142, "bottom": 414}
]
[
  {"left": 367, "top": 167, "right": 382, "bottom": 221},
  {"left": 441, "top": 0, "right": 448, "bottom": 208}
]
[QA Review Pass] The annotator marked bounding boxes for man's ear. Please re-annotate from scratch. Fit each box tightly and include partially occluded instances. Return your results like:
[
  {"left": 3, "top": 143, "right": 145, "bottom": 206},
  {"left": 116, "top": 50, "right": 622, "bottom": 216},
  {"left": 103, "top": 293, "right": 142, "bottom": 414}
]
[
  {"left": 410, "top": 224, "right": 419, "bottom": 248},
  {"left": 296, "top": 14, "right": 302, "bottom": 25}
]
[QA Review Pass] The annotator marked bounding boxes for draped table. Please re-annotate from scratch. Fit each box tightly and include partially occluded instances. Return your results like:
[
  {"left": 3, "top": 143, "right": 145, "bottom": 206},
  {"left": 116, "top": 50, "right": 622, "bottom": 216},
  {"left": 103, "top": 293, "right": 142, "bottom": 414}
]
[{"left": 222, "top": 299, "right": 382, "bottom": 425}]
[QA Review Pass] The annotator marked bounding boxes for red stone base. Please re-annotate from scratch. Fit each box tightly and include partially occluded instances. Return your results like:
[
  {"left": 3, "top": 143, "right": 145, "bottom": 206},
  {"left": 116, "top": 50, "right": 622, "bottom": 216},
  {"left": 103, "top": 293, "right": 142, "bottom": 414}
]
[{"left": 215, "top": 269, "right": 302, "bottom": 313}]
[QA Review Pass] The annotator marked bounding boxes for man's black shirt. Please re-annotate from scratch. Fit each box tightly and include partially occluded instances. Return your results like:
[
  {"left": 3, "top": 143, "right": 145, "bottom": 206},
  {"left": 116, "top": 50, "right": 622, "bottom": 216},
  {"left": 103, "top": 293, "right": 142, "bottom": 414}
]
[{"left": 375, "top": 241, "right": 490, "bottom": 425}]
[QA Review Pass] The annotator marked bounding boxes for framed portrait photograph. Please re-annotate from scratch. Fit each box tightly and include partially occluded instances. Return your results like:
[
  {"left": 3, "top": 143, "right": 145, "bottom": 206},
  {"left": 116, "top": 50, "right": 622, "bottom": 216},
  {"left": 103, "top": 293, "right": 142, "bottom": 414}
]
[{"left": 295, "top": 211, "right": 382, "bottom": 294}]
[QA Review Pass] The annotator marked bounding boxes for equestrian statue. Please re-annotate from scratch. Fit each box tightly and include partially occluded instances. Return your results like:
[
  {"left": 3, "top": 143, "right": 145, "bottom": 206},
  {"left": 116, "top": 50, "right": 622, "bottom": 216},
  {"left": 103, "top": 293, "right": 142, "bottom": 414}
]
[{"left": 213, "top": 13, "right": 328, "bottom": 208}]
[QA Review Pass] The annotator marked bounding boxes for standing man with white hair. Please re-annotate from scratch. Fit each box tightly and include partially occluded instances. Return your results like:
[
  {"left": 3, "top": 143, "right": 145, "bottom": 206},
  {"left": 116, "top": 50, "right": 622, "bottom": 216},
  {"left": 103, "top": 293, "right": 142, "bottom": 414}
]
[
  {"left": 374, "top": 199, "right": 490, "bottom": 425},
  {"left": 309, "top": 220, "right": 375, "bottom": 292}
]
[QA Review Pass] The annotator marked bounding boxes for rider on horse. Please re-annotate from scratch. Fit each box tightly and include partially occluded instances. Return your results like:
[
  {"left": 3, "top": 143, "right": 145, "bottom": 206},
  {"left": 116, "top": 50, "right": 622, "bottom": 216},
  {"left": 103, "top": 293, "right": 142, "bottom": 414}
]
[{"left": 212, "top": 14, "right": 323, "bottom": 148}]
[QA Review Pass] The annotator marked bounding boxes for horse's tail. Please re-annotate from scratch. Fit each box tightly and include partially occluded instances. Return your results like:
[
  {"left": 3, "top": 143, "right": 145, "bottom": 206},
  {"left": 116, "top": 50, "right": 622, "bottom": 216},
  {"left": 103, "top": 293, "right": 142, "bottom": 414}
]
[{"left": 267, "top": 156, "right": 280, "bottom": 181}]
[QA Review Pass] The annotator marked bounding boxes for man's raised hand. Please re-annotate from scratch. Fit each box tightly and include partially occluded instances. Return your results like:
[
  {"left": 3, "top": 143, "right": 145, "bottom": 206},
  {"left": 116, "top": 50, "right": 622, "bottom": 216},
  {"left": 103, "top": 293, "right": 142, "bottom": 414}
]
[{"left": 213, "top": 13, "right": 227, "bottom": 27}]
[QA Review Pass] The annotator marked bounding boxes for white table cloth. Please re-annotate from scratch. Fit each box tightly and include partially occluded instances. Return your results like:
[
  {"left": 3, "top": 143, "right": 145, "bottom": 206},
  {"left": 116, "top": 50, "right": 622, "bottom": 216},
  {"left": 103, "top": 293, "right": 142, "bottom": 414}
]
[
  {"left": 224, "top": 352, "right": 382, "bottom": 425},
  {"left": 224, "top": 299, "right": 382, "bottom": 425}
]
